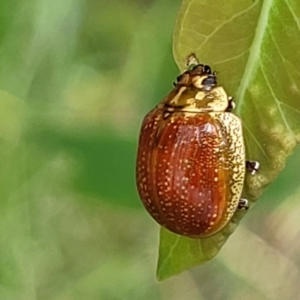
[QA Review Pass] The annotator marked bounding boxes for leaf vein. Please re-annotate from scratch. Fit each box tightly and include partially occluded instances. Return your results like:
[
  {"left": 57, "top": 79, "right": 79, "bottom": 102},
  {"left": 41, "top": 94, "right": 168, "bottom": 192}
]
[
  {"left": 194, "top": 3, "right": 258, "bottom": 52},
  {"left": 284, "top": 0, "right": 300, "bottom": 33},
  {"left": 278, "top": 101, "right": 300, "bottom": 115},
  {"left": 243, "top": 121, "right": 268, "bottom": 161},
  {"left": 267, "top": 26, "right": 300, "bottom": 88},
  {"left": 158, "top": 234, "right": 180, "bottom": 274},
  {"left": 214, "top": 49, "right": 249, "bottom": 65},
  {"left": 260, "top": 61, "right": 293, "bottom": 135}
]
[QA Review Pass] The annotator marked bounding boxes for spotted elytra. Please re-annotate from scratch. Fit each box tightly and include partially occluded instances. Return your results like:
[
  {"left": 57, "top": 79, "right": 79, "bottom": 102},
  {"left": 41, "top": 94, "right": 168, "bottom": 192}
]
[{"left": 136, "top": 54, "right": 259, "bottom": 238}]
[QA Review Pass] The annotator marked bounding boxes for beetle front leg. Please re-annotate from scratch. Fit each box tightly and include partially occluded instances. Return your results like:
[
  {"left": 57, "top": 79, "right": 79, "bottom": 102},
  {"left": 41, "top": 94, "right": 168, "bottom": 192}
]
[
  {"left": 246, "top": 160, "right": 260, "bottom": 175},
  {"left": 225, "top": 96, "right": 235, "bottom": 112}
]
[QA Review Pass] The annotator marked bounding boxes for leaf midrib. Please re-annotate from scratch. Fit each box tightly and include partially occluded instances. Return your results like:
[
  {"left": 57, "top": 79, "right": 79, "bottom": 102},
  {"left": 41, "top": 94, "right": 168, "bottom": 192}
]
[{"left": 236, "top": 0, "right": 273, "bottom": 115}]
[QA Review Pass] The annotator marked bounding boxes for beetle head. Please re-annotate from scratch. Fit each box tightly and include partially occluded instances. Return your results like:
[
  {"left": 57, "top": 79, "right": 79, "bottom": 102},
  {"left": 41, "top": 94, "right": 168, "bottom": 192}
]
[
  {"left": 176, "top": 65, "right": 217, "bottom": 89},
  {"left": 164, "top": 54, "right": 228, "bottom": 113},
  {"left": 175, "top": 53, "right": 217, "bottom": 91}
]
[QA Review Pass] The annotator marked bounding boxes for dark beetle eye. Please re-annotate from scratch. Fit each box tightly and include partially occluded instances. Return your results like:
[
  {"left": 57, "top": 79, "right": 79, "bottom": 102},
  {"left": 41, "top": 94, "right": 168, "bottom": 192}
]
[
  {"left": 203, "top": 65, "right": 212, "bottom": 74},
  {"left": 202, "top": 75, "right": 216, "bottom": 86}
]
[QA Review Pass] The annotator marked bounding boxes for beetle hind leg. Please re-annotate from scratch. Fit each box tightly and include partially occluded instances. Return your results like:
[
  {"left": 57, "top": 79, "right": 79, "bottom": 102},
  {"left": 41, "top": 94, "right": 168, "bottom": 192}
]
[
  {"left": 238, "top": 198, "right": 249, "bottom": 210},
  {"left": 246, "top": 160, "right": 260, "bottom": 175},
  {"left": 237, "top": 161, "right": 259, "bottom": 211}
]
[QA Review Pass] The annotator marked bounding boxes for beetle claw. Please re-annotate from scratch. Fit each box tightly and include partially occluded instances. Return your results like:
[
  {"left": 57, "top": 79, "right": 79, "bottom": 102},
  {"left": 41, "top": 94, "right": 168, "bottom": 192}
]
[
  {"left": 226, "top": 96, "right": 235, "bottom": 111},
  {"left": 238, "top": 198, "right": 249, "bottom": 210},
  {"left": 246, "top": 160, "right": 260, "bottom": 175}
]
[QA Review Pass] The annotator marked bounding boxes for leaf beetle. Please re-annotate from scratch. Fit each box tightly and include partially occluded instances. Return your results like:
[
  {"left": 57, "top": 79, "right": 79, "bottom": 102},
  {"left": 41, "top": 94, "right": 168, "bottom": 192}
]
[{"left": 136, "top": 54, "right": 259, "bottom": 238}]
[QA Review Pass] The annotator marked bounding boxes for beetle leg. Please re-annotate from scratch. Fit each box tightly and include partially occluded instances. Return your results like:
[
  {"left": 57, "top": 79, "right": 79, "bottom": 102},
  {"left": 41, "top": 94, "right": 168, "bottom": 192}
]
[
  {"left": 238, "top": 198, "right": 249, "bottom": 210},
  {"left": 246, "top": 161, "right": 260, "bottom": 175},
  {"left": 226, "top": 96, "right": 235, "bottom": 112}
]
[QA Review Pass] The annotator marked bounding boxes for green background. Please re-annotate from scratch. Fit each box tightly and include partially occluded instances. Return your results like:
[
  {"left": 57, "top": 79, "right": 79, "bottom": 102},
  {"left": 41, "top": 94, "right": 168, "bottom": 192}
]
[{"left": 1, "top": 0, "right": 300, "bottom": 299}]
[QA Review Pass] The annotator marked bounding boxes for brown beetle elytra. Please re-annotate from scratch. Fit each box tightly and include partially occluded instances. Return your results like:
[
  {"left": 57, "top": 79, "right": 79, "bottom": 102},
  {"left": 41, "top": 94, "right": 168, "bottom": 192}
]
[{"left": 136, "top": 54, "right": 259, "bottom": 238}]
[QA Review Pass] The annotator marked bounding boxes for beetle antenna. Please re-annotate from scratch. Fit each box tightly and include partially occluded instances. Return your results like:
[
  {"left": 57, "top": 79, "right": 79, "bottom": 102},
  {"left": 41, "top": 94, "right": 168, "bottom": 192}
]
[{"left": 186, "top": 53, "right": 199, "bottom": 69}]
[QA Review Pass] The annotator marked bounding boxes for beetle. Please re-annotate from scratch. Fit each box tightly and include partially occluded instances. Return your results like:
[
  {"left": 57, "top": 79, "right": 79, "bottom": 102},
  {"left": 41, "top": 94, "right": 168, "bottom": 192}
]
[{"left": 136, "top": 54, "right": 259, "bottom": 238}]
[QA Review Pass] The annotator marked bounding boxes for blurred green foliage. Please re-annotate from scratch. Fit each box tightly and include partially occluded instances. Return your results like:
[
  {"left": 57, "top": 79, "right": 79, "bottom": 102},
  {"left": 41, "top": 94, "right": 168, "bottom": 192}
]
[
  {"left": 0, "top": 0, "right": 300, "bottom": 299},
  {"left": 0, "top": 0, "right": 181, "bottom": 299}
]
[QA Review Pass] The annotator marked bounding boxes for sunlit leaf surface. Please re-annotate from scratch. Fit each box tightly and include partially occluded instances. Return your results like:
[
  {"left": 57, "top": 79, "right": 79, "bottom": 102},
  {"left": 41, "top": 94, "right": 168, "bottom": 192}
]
[{"left": 158, "top": 0, "right": 300, "bottom": 280}]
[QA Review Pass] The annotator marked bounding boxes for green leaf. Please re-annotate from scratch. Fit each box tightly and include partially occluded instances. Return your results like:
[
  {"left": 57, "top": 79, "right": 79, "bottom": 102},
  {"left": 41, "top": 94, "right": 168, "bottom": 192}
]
[{"left": 157, "top": 0, "right": 300, "bottom": 280}]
